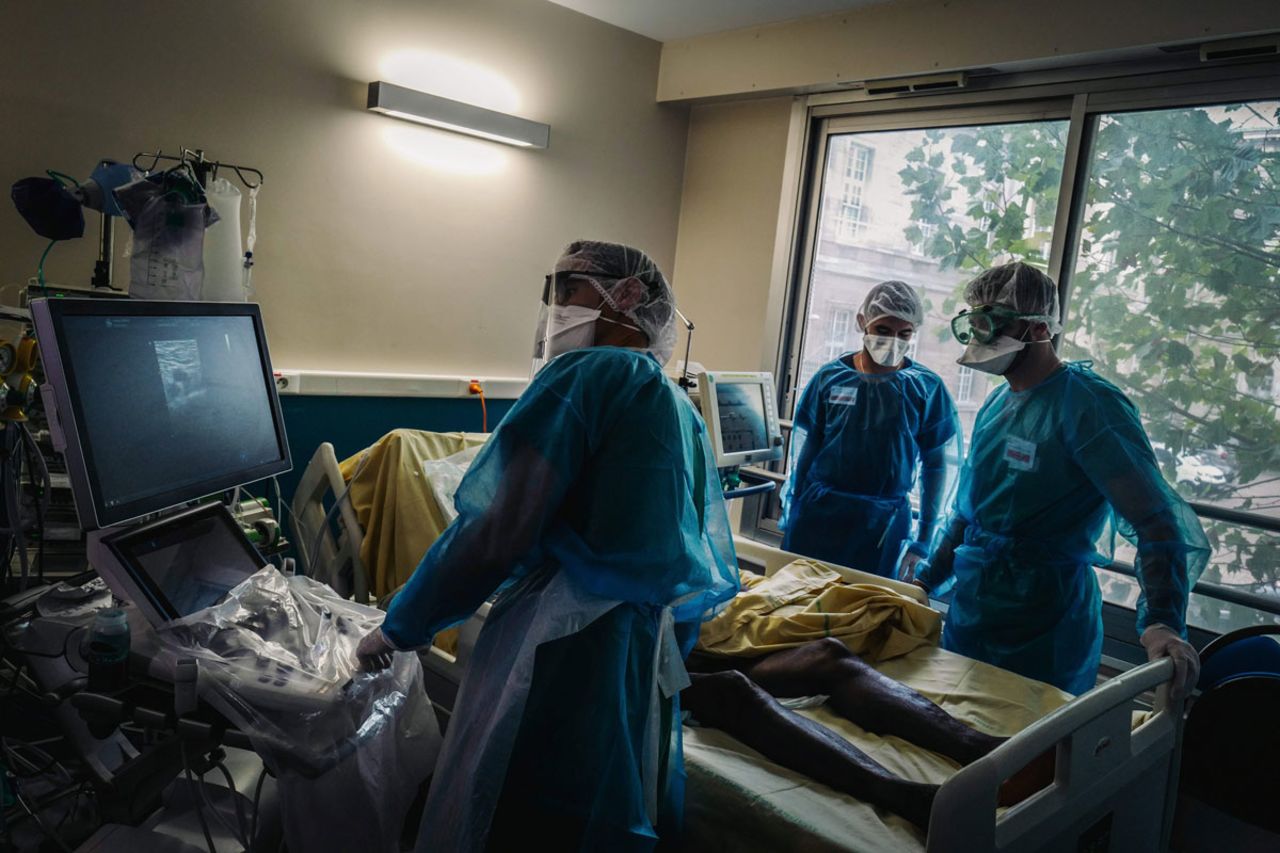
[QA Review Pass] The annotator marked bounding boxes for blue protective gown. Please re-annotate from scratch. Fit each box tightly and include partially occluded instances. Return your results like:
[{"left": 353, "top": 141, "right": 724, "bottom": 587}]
[
  {"left": 781, "top": 355, "right": 961, "bottom": 577},
  {"left": 382, "top": 347, "right": 739, "bottom": 851},
  {"left": 918, "top": 362, "right": 1209, "bottom": 694}
]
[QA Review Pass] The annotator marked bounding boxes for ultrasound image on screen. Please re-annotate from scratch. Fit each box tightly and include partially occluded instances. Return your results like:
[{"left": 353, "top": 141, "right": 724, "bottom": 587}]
[
  {"left": 715, "top": 383, "right": 770, "bottom": 453},
  {"left": 119, "top": 512, "right": 262, "bottom": 618},
  {"left": 59, "top": 314, "right": 283, "bottom": 514}
]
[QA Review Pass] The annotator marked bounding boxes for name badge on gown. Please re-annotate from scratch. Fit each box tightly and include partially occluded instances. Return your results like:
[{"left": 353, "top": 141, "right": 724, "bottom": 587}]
[
  {"left": 1004, "top": 436, "right": 1038, "bottom": 471},
  {"left": 829, "top": 386, "right": 858, "bottom": 406}
]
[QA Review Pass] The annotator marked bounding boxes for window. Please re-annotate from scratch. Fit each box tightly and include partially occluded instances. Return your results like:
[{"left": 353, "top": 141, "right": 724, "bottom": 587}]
[
  {"left": 798, "top": 121, "right": 1070, "bottom": 445},
  {"left": 759, "top": 65, "right": 1280, "bottom": 639},
  {"left": 909, "top": 220, "right": 937, "bottom": 256},
  {"left": 825, "top": 309, "right": 852, "bottom": 359},
  {"left": 835, "top": 184, "right": 867, "bottom": 242},
  {"left": 833, "top": 144, "right": 874, "bottom": 243},
  {"left": 956, "top": 366, "right": 975, "bottom": 404},
  {"left": 1061, "top": 100, "right": 1280, "bottom": 634},
  {"left": 847, "top": 144, "right": 873, "bottom": 183}
]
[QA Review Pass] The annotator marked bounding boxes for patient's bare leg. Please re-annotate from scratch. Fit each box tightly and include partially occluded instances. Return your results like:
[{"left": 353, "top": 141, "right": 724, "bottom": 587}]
[
  {"left": 688, "top": 638, "right": 1000, "bottom": 766},
  {"left": 682, "top": 671, "right": 937, "bottom": 828}
]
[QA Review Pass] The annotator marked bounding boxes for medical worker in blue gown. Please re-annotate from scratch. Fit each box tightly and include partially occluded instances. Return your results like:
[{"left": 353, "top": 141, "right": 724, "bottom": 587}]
[
  {"left": 913, "top": 261, "right": 1209, "bottom": 697},
  {"left": 356, "top": 240, "right": 738, "bottom": 852},
  {"left": 781, "top": 280, "right": 961, "bottom": 579}
]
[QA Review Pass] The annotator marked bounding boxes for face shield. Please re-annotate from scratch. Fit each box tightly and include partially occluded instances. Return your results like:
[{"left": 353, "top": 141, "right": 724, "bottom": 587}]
[{"left": 531, "top": 272, "right": 643, "bottom": 376}]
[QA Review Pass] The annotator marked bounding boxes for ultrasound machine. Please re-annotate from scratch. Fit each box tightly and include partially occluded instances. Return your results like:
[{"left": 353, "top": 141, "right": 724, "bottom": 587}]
[{"left": 3, "top": 299, "right": 303, "bottom": 848}]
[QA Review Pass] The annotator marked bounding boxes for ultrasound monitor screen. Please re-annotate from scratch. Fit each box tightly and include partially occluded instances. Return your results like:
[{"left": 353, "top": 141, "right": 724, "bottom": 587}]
[
  {"left": 715, "top": 382, "right": 770, "bottom": 454},
  {"left": 42, "top": 303, "right": 290, "bottom": 526}
]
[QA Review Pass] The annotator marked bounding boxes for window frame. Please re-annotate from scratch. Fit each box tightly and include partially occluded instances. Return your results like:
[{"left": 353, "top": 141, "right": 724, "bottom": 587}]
[{"left": 748, "top": 56, "right": 1280, "bottom": 642}]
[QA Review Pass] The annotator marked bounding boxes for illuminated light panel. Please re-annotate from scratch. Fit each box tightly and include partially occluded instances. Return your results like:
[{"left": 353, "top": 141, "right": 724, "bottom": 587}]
[{"left": 367, "top": 81, "right": 549, "bottom": 149}]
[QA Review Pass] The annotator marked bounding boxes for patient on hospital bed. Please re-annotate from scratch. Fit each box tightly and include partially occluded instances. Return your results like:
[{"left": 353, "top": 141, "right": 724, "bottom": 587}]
[
  {"left": 684, "top": 561, "right": 1053, "bottom": 828},
  {"left": 336, "top": 431, "right": 1053, "bottom": 829}
]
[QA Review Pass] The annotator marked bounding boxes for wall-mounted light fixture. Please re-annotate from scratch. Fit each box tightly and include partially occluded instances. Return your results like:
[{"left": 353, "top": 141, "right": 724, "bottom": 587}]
[{"left": 367, "top": 81, "right": 550, "bottom": 149}]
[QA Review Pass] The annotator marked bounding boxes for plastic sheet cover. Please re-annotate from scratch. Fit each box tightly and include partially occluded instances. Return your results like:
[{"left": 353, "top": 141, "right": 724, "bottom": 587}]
[{"left": 155, "top": 567, "right": 440, "bottom": 852}]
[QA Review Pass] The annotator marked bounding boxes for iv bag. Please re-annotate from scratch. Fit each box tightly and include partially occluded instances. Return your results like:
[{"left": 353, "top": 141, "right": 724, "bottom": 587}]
[
  {"left": 202, "top": 178, "right": 246, "bottom": 301},
  {"left": 115, "top": 177, "right": 218, "bottom": 301}
]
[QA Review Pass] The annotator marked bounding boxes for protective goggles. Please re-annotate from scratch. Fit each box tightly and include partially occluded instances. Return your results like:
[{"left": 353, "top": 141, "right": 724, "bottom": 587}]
[{"left": 950, "top": 305, "right": 1042, "bottom": 345}]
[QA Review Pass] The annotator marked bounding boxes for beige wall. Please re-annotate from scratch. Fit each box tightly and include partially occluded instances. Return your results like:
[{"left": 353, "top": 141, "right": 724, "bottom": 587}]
[
  {"left": 670, "top": 97, "right": 795, "bottom": 373},
  {"left": 658, "top": 0, "right": 1280, "bottom": 101},
  {"left": 0, "top": 0, "right": 688, "bottom": 377}
]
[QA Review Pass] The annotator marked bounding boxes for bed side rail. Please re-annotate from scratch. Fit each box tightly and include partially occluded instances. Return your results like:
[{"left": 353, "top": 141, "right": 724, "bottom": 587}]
[{"left": 927, "top": 658, "right": 1182, "bottom": 853}]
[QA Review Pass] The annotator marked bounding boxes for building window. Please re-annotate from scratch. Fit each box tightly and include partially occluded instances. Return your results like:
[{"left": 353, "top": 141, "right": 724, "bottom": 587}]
[
  {"left": 910, "top": 220, "right": 937, "bottom": 256},
  {"left": 956, "top": 366, "right": 975, "bottom": 404},
  {"left": 846, "top": 144, "right": 873, "bottom": 183},
  {"left": 835, "top": 185, "right": 867, "bottom": 241},
  {"left": 833, "top": 144, "right": 873, "bottom": 242},
  {"left": 825, "top": 309, "right": 852, "bottom": 359}
]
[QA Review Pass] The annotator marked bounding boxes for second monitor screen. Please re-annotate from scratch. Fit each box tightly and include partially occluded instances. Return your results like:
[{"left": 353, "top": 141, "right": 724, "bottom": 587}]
[{"left": 715, "top": 382, "right": 770, "bottom": 454}]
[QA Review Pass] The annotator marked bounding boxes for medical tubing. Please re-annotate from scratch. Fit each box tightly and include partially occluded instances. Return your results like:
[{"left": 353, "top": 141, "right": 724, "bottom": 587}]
[
  {"left": 250, "top": 766, "right": 268, "bottom": 850},
  {"left": 216, "top": 761, "right": 251, "bottom": 846},
  {"left": 13, "top": 789, "right": 74, "bottom": 853},
  {"left": 196, "top": 764, "right": 248, "bottom": 848},
  {"left": 181, "top": 742, "right": 219, "bottom": 853},
  {"left": 20, "top": 424, "right": 49, "bottom": 582},
  {"left": 6, "top": 426, "right": 30, "bottom": 590},
  {"left": 44, "top": 170, "right": 80, "bottom": 189},
  {"left": 35, "top": 240, "right": 58, "bottom": 294}
]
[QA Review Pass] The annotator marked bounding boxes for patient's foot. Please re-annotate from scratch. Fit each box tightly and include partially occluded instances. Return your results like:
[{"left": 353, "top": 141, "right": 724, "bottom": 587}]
[
  {"left": 894, "top": 781, "right": 939, "bottom": 830},
  {"left": 997, "top": 748, "right": 1056, "bottom": 806}
]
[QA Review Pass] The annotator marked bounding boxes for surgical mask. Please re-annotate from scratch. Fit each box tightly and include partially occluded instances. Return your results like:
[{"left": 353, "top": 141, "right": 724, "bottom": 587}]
[
  {"left": 544, "top": 304, "right": 601, "bottom": 358},
  {"left": 957, "top": 334, "right": 1051, "bottom": 375},
  {"left": 863, "top": 334, "right": 911, "bottom": 367},
  {"left": 530, "top": 303, "right": 608, "bottom": 375}
]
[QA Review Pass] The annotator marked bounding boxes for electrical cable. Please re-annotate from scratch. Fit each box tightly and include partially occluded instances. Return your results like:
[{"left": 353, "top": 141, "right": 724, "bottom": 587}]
[
  {"left": 2, "top": 738, "right": 74, "bottom": 785},
  {"left": 468, "top": 380, "right": 488, "bottom": 432},
  {"left": 19, "top": 425, "right": 46, "bottom": 583},
  {"left": 180, "top": 741, "right": 218, "bottom": 853},
  {"left": 12, "top": 789, "right": 73, "bottom": 853},
  {"left": 250, "top": 766, "right": 268, "bottom": 851},
  {"left": 216, "top": 761, "right": 251, "bottom": 847},
  {"left": 191, "top": 760, "right": 248, "bottom": 849}
]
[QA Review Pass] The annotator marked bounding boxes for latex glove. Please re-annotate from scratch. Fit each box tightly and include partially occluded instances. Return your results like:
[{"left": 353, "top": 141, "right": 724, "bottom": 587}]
[
  {"left": 356, "top": 627, "right": 398, "bottom": 672},
  {"left": 1140, "top": 624, "right": 1200, "bottom": 701},
  {"left": 897, "top": 550, "right": 925, "bottom": 584}
]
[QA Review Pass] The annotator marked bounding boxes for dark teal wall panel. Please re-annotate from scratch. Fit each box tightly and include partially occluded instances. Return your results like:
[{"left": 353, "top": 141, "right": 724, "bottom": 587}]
[{"left": 273, "top": 395, "right": 514, "bottom": 503}]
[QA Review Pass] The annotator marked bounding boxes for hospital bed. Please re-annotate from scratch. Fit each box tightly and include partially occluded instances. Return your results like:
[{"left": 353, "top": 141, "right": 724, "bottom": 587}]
[{"left": 292, "top": 443, "right": 1185, "bottom": 852}]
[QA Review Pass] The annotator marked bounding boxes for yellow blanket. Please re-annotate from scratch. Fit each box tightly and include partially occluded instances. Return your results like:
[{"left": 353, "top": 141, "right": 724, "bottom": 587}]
[
  {"left": 698, "top": 560, "right": 942, "bottom": 663},
  {"left": 339, "top": 429, "right": 488, "bottom": 598},
  {"left": 339, "top": 429, "right": 488, "bottom": 655}
]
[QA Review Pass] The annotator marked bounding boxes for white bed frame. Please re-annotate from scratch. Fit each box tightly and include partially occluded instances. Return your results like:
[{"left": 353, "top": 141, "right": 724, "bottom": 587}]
[{"left": 292, "top": 450, "right": 1183, "bottom": 851}]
